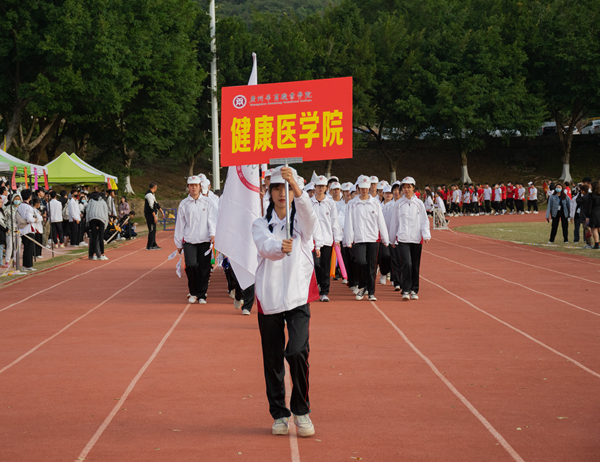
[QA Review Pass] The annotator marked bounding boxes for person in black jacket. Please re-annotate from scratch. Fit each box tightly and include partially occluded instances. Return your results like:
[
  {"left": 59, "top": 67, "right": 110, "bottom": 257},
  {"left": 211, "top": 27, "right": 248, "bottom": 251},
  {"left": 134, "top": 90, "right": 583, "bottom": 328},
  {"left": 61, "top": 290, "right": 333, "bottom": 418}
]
[{"left": 144, "top": 182, "right": 163, "bottom": 250}]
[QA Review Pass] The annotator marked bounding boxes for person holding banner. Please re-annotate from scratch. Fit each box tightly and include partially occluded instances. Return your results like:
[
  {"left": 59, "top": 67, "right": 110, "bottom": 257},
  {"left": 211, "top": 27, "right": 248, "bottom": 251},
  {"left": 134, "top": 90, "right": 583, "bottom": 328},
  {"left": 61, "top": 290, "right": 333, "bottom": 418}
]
[
  {"left": 311, "top": 175, "right": 343, "bottom": 302},
  {"left": 174, "top": 176, "right": 217, "bottom": 304},
  {"left": 389, "top": 177, "right": 431, "bottom": 301},
  {"left": 251, "top": 166, "right": 318, "bottom": 438},
  {"left": 344, "top": 179, "right": 390, "bottom": 301}
]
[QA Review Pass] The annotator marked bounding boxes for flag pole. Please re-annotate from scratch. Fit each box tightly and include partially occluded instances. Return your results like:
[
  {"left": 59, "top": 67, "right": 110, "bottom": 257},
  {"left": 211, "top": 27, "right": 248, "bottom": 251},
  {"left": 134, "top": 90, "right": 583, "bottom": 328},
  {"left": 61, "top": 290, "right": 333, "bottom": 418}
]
[{"left": 209, "top": 0, "right": 220, "bottom": 190}]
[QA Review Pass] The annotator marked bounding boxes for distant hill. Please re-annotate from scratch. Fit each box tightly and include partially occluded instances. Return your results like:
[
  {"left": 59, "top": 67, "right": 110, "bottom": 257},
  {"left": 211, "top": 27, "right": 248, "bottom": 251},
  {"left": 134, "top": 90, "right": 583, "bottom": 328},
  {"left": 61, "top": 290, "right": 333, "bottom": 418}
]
[{"left": 215, "top": 0, "right": 335, "bottom": 22}]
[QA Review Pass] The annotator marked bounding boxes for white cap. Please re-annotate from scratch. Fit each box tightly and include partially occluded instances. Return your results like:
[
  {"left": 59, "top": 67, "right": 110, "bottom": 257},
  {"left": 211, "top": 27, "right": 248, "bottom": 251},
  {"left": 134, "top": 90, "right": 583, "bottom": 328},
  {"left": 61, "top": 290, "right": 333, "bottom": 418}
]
[
  {"left": 377, "top": 180, "right": 387, "bottom": 190},
  {"left": 349, "top": 185, "right": 357, "bottom": 193},
  {"left": 297, "top": 178, "right": 305, "bottom": 190},
  {"left": 197, "top": 173, "right": 207, "bottom": 181},
  {"left": 329, "top": 181, "right": 341, "bottom": 190},
  {"left": 400, "top": 176, "right": 416, "bottom": 187},
  {"left": 305, "top": 182, "right": 315, "bottom": 191},
  {"left": 200, "top": 179, "right": 210, "bottom": 194},
  {"left": 328, "top": 176, "right": 339, "bottom": 183},
  {"left": 187, "top": 175, "right": 201, "bottom": 185},
  {"left": 358, "top": 181, "right": 370, "bottom": 189},
  {"left": 383, "top": 185, "right": 392, "bottom": 193},
  {"left": 341, "top": 182, "right": 352, "bottom": 192},
  {"left": 392, "top": 180, "right": 401, "bottom": 188},
  {"left": 370, "top": 175, "right": 379, "bottom": 184},
  {"left": 528, "top": 181, "right": 533, "bottom": 185},
  {"left": 264, "top": 169, "right": 272, "bottom": 177},
  {"left": 315, "top": 175, "right": 328, "bottom": 186},
  {"left": 356, "top": 175, "right": 369, "bottom": 185},
  {"left": 270, "top": 166, "right": 299, "bottom": 185}
]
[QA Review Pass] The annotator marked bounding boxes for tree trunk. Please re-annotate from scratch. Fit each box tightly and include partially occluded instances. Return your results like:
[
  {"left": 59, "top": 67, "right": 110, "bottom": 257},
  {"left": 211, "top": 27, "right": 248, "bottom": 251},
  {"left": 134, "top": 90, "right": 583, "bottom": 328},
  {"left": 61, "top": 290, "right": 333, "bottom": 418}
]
[
  {"left": 4, "top": 98, "right": 31, "bottom": 151},
  {"left": 560, "top": 164, "right": 572, "bottom": 183},
  {"left": 30, "top": 117, "right": 61, "bottom": 165},
  {"left": 19, "top": 114, "right": 59, "bottom": 160},
  {"left": 75, "top": 133, "right": 90, "bottom": 159},
  {"left": 390, "top": 171, "right": 397, "bottom": 183},
  {"left": 325, "top": 159, "right": 333, "bottom": 178},
  {"left": 123, "top": 147, "right": 135, "bottom": 195},
  {"left": 188, "top": 156, "right": 195, "bottom": 177},
  {"left": 47, "top": 120, "right": 68, "bottom": 161},
  {"left": 460, "top": 151, "right": 473, "bottom": 184},
  {"left": 555, "top": 110, "right": 579, "bottom": 184}
]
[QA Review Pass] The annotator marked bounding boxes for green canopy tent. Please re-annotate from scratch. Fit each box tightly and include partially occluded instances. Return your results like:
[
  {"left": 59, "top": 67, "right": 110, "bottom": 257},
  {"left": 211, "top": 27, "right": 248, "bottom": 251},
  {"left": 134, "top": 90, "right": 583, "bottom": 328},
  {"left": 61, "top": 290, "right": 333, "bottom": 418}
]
[
  {"left": 45, "top": 152, "right": 108, "bottom": 185},
  {"left": 0, "top": 148, "right": 48, "bottom": 177},
  {"left": 69, "top": 153, "right": 118, "bottom": 187}
]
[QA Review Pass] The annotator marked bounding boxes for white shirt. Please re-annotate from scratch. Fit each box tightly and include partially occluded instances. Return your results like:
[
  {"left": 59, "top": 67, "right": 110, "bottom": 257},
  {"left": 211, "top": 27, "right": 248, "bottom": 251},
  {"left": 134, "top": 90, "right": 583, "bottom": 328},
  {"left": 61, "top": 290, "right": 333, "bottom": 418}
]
[
  {"left": 16, "top": 202, "right": 37, "bottom": 234},
  {"left": 334, "top": 198, "right": 346, "bottom": 230},
  {"left": 33, "top": 208, "right": 43, "bottom": 233},
  {"left": 494, "top": 188, "right": 502, "bottom": 202},
  {"left": 311, "top": 195, "right": 343, "bottom": 246},
  {"left": 49, "top": 199, "right": 63, "bottom": 223},
  {"left": 174, "top": 195, "right": 217, "bottom": 248},
  {"left": 382, "top": 200, "right": 396, "bottom": 235},
  {"left": 252, "top": 192, "right": 318, "bottom": 315},
  {"left": 483, "top": 187, "right": 492, "bottom": 201},
  {"left": 344, "top": 196, "right": 390, "bottom": 246},
  {"left": 389, "top": 195, "right": 431, "bottom": 244},
  {"left": 452, "top": 189, "right": 461, "bottom": 203},
  {"left": 424, "top": 195, "right": 434, "bottom": 211},
  {"left": 435, "top": 196, "right": 446, "bottom": 213},
  {"left": 68, "top": 197, "right": 81, "bottom": 222},
  {"left": 518, "top": 187, "right": 526, "bottom": 200},
  {"left": 528, "top": 187, "right": 537, "bottom": 201}
]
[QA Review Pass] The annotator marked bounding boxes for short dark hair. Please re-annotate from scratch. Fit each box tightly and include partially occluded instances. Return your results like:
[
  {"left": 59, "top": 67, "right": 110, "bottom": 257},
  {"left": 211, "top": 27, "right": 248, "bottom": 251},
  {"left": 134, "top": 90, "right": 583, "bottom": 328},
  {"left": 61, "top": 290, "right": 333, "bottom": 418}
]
[
  {"left": 31, "top": 197, "right": 40, "bottom": 207},
  {"left": 50, "top": 191, "right": 57, "bottom": 198},
  {"left": 129, "top": 211, "right": 136, "bottom": 216},
  {"left": 0, "top": 186, "right": 6, "bottom": 195},
  {"left": 60, "top": 190, "right": 67, "bottom": 197},
  {"left": 149, "top": 182, "right": 157, "bottom": 189},
  {"left": 582, "top": 176, "right": 592, "bottom": 183},
  {"left": 21, "top": 189, "right": 32, "bottom": 201}
]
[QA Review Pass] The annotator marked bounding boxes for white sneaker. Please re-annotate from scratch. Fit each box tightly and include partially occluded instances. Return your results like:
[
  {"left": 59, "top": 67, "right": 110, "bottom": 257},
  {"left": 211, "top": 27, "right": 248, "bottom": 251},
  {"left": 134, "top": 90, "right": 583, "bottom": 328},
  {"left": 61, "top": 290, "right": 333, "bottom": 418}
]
[
  {"left": 92, "top": 256, "right": 98, "bottom": 261},
  {"left": 379, "top": 275, "right": 386, "bottom": 285},
  {"left": 242, "top": 309, "right": 251, "bottom": 316},
  {"left": 355, "top": 288, "right": 365, "bottom": 300},
  {"left": 229, "top": 291, "right": 235, "bottom": 299},
  {"left": 351, "top": 286, "right": 359, "bottom": 294},
  {"left": 233, "top": 299, "right": 243, "bottom": 310},
  {"left": 533, "top": 211, "right": 538, "bottom": 214},
  {"left": 386, "top": 274, "right": 391, "bottom": 280},
  {"left": 402, "top": 292, "right": 410, "bottom": 301},
  {"left": 188, "top": 295, "right": 198, "bottom": 304},
  {"left": 293, "top": 414, "right": 315, "bottom": 437},
  {"left": 99, "top": 255, "right": 108, "bottom": 261},
  {"left": 198, "top": 298, "right": 207, "bottom": 304},
  {"left": 394, "top": 285, "right": 401, "bottom": 291},
  {"left": 272, "top": 417, "right": 289, "bottom": 435},
  {"left": 410, "top": 291, "right": 419, "bottom": 300},
  {"left": 525, "top": 211, "right": 531, "bottom": 214},
  {"left": 368, "top": 295, "right": 377, "bottom": 301},
  {"left": 320, "top": 295, "right": 330, "bottom": 302},
  {"left": 342, "top": 278, "right": 348, "bottom": 284},
  {"left": 37, "top": 255, "right": 44, "bottom": 259}
]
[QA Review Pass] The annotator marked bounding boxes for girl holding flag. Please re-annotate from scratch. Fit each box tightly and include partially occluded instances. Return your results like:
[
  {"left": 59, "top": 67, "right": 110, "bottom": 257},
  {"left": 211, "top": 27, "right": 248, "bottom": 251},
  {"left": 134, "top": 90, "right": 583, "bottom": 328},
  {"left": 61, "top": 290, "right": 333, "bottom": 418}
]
[{"left": 252, "top": 166, "right": 319, "bottom": 438}]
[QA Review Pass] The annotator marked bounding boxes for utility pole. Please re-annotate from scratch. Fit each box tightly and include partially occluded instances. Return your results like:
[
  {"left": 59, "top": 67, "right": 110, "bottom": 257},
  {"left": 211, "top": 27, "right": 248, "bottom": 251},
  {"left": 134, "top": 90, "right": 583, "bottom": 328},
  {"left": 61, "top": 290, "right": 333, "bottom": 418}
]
[{"left": 209, "top": 0, "right": 220, "bottom": 189}]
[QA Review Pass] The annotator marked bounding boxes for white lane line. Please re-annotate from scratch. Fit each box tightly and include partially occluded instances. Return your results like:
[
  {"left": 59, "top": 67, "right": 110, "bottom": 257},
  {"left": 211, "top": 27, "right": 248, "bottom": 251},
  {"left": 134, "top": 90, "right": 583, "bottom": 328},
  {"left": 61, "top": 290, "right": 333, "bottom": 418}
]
[
  {"left": 424, "top": 251, "right": 600, "bottom": 318},
  {"left": 370, "top": 301, "right": 526, "bottom": 462},
  {"left": 450, "top": 228, "right": 600, "bottom": 266},
  {"left": 285, "top": 363, "right": 301, "bottom": 462},
  {"left": 0, "top": 259, "right": 169, "bottom": 375},
  {"left": 0, "top": 236, "right": 171, "bottom": 313},
  {"left": 435, "top": 238, "right": 600, "bottom": 285},
  {"left": 421, "top": 276, "right": 600, "bottom": 380},
  {"left": 74, "top": 303, "right": 191, "bottom": 462}
]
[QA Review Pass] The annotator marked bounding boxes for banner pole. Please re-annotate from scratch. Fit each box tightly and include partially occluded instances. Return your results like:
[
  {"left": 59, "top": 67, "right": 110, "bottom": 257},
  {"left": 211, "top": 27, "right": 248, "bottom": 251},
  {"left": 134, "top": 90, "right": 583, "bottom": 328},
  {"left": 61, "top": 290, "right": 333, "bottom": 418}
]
[{"left": 284, "top": 161, "right": 291, "bottom": 256}]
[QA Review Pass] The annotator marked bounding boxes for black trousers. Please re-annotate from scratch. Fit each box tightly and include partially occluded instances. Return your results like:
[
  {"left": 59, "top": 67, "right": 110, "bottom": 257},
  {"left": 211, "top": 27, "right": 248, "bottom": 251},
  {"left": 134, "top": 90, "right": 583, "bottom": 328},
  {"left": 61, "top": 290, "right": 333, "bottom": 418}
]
[
  {"left": 378, "top": 242, "right": 391, "bottom": 276},
  {"left": 183, "top": 242, "right": 212, "bottom": 299},
  {"left": 573, "top": 215, "right": 581, "bottom": 243},
  {"left": 34, "top": 233, "right": 42, "bottom": 257},
  {"left": 50, "top": 222, "right": 64, "bottom": 245},
  {"left": 506, "top": 198, "right": 514, "bottom": 211},
  {"left": 353, "top": 242, "right": 379, "bottom": 295},
  {"left": 313, "top": 245, "right": 332, "bottom": 295},
  {"left": 70, "top": 221, "right": 80, "bottom": 245},
  {"left": 22, "top": 233, "right": 35, "bottom": 268},
  {"left": 258, "top": 303, "right": 310, "bottom": 419},
  {"left": 515, "top": 200, "right": 524, "bottom": 212},
  {"left": 342, "top": 247, "right": 356, "bottom": 286},
  {"left": 89, "top": 219, "right": 105, "bottom": 258},
  {"left": 484, "top": 200, "right": 491, "bottom": 213},
  {"left": 225, "top": 265, "right": 255, "bottom": 311},
  {"left": 550, "top": 211, "right": 569, "bottom": 243},
  {"left": 389, "top": 244, "right": 401, "bottom": 287},
  {"left": 528, "top": 200, "right": 538, "bottom": 212},
  {"left": 146, "top": 215, "right": 157, "bottom": 248},
  {"left": 397, "top": 242, "right": 423, "bottom": 294}
]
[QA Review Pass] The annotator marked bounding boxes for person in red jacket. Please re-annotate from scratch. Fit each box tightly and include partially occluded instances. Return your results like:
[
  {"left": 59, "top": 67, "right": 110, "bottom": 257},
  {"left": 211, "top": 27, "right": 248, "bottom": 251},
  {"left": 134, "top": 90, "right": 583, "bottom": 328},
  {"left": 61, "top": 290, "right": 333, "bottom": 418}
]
[
  {"left": 506, "top": 182, "right": 515, "bottom": 214},
  {"left": 500, "top": 182, "right": 507, "bottom": 213}
]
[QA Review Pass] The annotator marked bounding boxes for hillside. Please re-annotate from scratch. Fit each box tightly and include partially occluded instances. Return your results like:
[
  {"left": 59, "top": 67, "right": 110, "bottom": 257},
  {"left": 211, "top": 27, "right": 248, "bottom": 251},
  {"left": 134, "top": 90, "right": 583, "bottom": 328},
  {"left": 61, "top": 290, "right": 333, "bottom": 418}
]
[{"left": 215, "top": 0, "right": 334, "bottom": 22}]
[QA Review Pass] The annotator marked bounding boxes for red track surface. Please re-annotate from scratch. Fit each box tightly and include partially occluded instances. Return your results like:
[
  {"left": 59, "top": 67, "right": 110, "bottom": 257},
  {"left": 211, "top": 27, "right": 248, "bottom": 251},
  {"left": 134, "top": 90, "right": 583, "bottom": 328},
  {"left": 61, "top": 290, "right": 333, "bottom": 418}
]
[{"left": 1, "top": 219, "right": 599, "bottom": 462}]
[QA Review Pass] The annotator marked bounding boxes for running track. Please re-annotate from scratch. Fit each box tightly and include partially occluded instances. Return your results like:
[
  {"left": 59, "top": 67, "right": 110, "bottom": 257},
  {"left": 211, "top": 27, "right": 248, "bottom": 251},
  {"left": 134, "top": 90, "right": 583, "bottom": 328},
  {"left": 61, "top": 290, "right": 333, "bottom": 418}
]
[{"left": 1, "top": 217, "right": 599, "bottom": 462}]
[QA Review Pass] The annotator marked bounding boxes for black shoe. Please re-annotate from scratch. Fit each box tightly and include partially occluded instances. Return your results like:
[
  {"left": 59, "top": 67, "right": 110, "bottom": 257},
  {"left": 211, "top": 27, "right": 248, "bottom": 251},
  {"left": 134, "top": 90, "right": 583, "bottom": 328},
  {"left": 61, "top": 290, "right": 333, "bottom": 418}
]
[
  {"left": 152, "top": 246, "right": 162, "bottom": 250},
  {"left": 594, "top": 244, "right": 600, "bottom": 250}
]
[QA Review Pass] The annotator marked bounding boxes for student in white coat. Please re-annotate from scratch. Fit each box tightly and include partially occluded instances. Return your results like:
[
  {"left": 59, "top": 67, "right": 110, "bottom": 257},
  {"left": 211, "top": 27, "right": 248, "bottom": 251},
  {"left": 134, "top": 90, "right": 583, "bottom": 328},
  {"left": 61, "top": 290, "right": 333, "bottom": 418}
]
[
  {"left": 311, "top": 175, "right": 343, "bottom": 301},
  {"left": 389, "top": 177, "right": 431, "bottom": 300},
  {"left": 344, "top": 179, "right": 390, "bottom": 301},
  {"left": 252, "top": 166, "right": 318, "bottom": 438},
  {"left": 174, "top": 176, "right": 217, "bottom": 304}
]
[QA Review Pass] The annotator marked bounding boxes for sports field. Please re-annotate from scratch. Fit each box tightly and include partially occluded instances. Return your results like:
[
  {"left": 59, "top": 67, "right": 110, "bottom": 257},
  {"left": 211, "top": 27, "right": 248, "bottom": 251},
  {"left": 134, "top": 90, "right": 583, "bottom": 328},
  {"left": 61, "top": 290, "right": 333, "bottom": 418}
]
[{"left": 1, "top": 215, "right": 599, "bottom": 462}]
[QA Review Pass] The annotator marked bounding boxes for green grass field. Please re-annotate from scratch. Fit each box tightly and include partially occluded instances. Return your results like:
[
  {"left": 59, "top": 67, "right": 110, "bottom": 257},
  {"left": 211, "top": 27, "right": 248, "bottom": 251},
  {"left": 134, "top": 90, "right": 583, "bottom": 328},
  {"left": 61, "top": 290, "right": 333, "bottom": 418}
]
[{"left": 454, "top": 222, "right": 600, "bottom": 260}]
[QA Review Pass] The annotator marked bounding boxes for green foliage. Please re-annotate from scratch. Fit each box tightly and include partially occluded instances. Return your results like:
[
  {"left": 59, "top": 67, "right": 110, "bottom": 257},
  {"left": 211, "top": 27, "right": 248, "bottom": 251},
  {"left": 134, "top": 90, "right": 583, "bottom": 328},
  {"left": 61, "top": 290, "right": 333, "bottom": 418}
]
[{"left": 216, "top": 0, "right": 334, "bottom": 24}]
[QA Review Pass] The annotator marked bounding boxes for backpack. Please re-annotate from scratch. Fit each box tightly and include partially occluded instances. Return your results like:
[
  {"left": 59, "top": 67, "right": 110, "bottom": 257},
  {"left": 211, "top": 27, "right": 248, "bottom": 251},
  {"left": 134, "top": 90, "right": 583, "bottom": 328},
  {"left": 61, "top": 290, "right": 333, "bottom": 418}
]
[{"left": 62, "top": 203, "right": 69, "bottom": 220}]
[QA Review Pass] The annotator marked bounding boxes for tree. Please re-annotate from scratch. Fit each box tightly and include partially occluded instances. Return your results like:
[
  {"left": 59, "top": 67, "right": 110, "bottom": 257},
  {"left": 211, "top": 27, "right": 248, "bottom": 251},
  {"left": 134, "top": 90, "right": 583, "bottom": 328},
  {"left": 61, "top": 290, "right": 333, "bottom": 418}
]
[{"left": 524, "top": 0, "right": 600, "bottom": 182}]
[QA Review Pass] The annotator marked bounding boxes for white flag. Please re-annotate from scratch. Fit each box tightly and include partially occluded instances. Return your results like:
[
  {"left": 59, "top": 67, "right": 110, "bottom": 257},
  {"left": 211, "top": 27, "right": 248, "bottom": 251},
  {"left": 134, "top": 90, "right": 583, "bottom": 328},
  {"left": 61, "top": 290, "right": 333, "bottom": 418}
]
[
  {"left": 215, "top": 165, "right": 261, "bottom": 289},
  {"left": 248, "top": 52, "right": 258, "bottom": 85}
]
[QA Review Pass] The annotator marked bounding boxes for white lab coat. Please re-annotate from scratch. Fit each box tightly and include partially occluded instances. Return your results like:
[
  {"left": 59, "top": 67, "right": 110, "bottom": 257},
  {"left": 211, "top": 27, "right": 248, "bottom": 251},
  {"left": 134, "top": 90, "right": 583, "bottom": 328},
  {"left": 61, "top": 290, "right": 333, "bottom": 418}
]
[
  {"left": 174, "top": 195, "right": 217, "bottom": 249},
  {"left": 310, "top": 195, "right": 343, "bottom": 246},
  {"left": 389, "top": 195, "right": 431, "bottom": 244},
  {"left": 344, "top": 196, "right": 390, "bottom": 246}
]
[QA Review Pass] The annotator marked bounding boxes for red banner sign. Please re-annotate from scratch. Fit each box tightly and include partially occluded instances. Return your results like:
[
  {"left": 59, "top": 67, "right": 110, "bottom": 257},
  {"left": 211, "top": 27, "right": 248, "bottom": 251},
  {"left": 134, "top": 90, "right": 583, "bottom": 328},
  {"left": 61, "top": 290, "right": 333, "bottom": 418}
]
[
  {"left": 43, "top": 170, "right": 49, "bottom": 190},
  {"left": 24, "top": 167, "right": 28, "bottom": 188},
  {"left": 221, "top": 77, "right": 353, "bottom": 166},
  {"left": 11, "top": 166, "right": 17, "bottom": 190}
]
